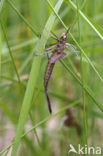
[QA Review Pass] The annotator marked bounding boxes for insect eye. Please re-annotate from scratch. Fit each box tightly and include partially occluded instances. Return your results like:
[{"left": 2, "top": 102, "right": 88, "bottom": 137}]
[{"left": 64, "top": 35, "right": 66, "bottom": 39}]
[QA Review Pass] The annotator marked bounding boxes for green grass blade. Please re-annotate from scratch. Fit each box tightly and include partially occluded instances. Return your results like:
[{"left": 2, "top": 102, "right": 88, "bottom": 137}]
[
  {"left": 65, "top": 0, "right": 103, "bottom": 40},
  {"left": 0, "top": 29, "right": 1, "bottom": 75},
  {"left": 60, "top": 59, "right": 103, "bottom": 112},
  {"left": 11, "top": 0, "right": 64, "bottom": 155},
  {"left": 0, "top": 0, "right": 5, "bottom": 75},
  {"left": 70, "top": 33, "right": 103, "bottom": 82},
  {"left": 7, "top": 0, "right": 38, "bottom": 36},
  {"left": 0, "top": 20, "right": 21, "bottom": 83},
  {"left": 3, "top": 38, "right": 37, "bottom": 54},
  {"left": 0, "top": 0, "right": 5, "bottom": 14},
  {"left": 76, "top": 0, "right": 88, "bottom": 151}
]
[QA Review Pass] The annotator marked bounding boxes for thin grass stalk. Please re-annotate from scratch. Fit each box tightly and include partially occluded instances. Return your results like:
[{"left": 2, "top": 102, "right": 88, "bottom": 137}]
[
  {"left": 0, "top": 19, "right": 21, "bottom": 84},
  {"left": 60, "top": 59, "right": 103, "bottom": 112},
  {"left": 76, "top": 0, "right": 88, "bottom": 154},
  {"left": 7, "top": 0, "right": 38, "bottom": 37},
  {"left": 0, "top": 29, "right": 1, "bottom": 75},
  {"left": 65, "top": 0, "right": 103, "bottom": 40}
]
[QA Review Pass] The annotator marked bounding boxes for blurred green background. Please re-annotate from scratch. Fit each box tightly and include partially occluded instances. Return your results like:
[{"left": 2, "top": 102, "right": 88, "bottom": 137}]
[{"left": 0, "top": 0, "right": 103, "bottom": 155}]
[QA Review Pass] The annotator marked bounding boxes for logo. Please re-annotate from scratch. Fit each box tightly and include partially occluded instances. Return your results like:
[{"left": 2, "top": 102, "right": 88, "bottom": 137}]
[{"left": 68, "top": 144, "right": 101, "bottom": 155}]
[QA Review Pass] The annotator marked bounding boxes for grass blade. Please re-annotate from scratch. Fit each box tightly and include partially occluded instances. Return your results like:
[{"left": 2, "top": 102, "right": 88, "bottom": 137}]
[
  {"left": 7, "top": 0, "right": 38, "bottom": 36},
  {"left": 0, "top": 0, "right": 5, "bottom": 14},
  {"left": 60, "top": 59, "right": 103, "bottom": 112},
  {"left": 0, "top": 20, "right": 21, "bottom": 83},
  {"left": 65, "top": 0, "right": 103, "bottom": 40}
]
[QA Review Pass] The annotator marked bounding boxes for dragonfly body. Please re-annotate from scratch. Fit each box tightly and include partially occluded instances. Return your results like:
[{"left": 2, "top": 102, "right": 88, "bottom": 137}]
[{"left": 44, "top": 27, "right": 71, "bottom": 114}]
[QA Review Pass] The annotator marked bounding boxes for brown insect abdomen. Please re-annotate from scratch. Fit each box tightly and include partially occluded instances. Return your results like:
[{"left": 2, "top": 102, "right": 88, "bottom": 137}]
[
  {"left": 44, "top": 61, "right": 55, "bottom": 113},
  {"left": 44, "top": 61, "right": 55, "bottom": 87}
]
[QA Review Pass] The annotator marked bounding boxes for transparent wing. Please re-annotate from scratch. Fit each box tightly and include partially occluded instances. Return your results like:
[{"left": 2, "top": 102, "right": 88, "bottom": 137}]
[{"left": 65, "top": 43, "right": 80, "bottom": 56}]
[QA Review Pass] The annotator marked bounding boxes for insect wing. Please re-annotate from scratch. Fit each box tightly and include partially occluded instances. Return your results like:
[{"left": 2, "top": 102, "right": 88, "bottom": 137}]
[{"left": 65, "top": 43, "right": 80, "bottom": 56}]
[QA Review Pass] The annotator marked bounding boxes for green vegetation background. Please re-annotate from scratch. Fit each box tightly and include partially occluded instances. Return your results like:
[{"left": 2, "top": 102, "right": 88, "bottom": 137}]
[{"left": 0, "top": 0, "right": 103, "bottom": 155}]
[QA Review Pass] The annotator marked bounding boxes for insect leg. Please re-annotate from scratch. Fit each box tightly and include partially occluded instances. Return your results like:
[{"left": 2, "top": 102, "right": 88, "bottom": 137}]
[
  {"left": 51, "top": 31, "right": 58, "bottom": 39},
  {"left": 51, "top": 36, "right": 58, "bottom": 41},
  {"left": 35, "top": 48, "right": 55, "bottom": 56},
  {"left": 34, "top": 36, "right": 40, "bottom": 55},
  {"left": 45, "top": 43, "right": 58, "bottom": 51}
]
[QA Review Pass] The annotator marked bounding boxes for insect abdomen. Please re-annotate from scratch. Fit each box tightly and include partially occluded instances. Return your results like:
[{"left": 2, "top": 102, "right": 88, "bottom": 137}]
[
  {"left": 44, "top": 62, "right": 55, "bottom": 113},
  {"left": 44, "top": 62, "right": 55, "bottom": 87}
]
